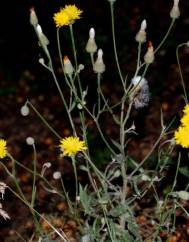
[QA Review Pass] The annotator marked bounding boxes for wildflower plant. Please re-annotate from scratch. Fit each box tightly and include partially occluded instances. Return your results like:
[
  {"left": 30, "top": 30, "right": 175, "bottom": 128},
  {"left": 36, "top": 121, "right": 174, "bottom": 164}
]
[{"left": 1, "top": 0, "right": 189, "bottom": 241}]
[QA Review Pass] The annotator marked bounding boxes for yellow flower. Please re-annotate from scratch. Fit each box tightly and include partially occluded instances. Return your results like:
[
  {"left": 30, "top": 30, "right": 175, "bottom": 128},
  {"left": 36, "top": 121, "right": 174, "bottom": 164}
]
[
  {"left": 0, "top": 139, "right": 7, "bottom": 159},
  {"left": 53, "top": 5, "right": 82, "bottom": 28},
  {"left": 174, "top": 126, "right": 189, "bottom": 148},
  {"left": 59, "top": 136, "right": 87, "bottom": 157},
  {"left": 181, "top": 113, "right": 189, "bottom": 127},
  {"left": 183, "top": 104, "right": 189, "bottom": 115},
  {"left": 64, "top": 5, "right": 82, "bottom": 22},
  {"left": 53, "top": 9, "right": 70, "bottom": 27}
]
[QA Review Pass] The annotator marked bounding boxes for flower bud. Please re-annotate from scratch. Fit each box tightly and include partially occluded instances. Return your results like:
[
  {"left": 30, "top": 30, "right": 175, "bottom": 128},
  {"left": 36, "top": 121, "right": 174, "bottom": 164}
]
[
  {"left": 39, "top": 58, "right": 45, "bottom": 65},
  {"left": 53, "top": 171, "right": 61, "bottom": 180},
  {"left": 26, "top": 137, "right": 35, "bottom": 145},
  {"left": 86, "top": 28, "right": 97, "bottom": 54},
  {"left": 63, "top": 56, "right": 74, "bottom": 76},
  {"left": 93, "top": 49, "right": 105, "bottom": 74},
  {"left": 144, "top": 41, "right": 154, "bottom": 64},
  {"left": 36, "top": 24, "right": 49, "bottom": 46},
  {"left": 135, "top": 19, "right": 147, "bottom": 43},
  {"left": 20, "top": 105, "right": 30, "bottom": 116},
  {"left": 170, "top": 0, "right": 180, "bottom": 19},
  {"left": 177, "top": 191, "right": 189, "bottom": 200},
  {"left": 30, "top": 7, "right": 38, "bottom": 26}
]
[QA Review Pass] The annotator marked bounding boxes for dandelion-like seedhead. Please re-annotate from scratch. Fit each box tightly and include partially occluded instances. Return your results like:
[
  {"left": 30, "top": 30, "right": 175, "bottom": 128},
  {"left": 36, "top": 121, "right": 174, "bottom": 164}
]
[
  {"left": 59, "top": 136, "right": 87, "bottom": 157},
  {"left": 0, "top": 139, "right": 7, "bottom": 159},
  {"left": 130, "top": 76, "right": 150, "bottom": 109},
  {"left": 174, "top": 104, "right": 189, "bottom": 148},
  {"left": 53, "top": 5, "right": 82, "bottom": 28}
]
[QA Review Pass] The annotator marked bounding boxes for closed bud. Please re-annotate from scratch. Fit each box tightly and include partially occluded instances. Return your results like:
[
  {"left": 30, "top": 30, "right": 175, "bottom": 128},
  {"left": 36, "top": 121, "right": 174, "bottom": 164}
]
[
  {"left": 144, "top": 41, "right": 154, "bottom": 64},
  {"left": 26, "top": 137, "right": 35, "bottom": 145},
  {"left": 20, "top": 104, "right": 30, "bottom": 116},
  {"left": 30, "top": 7, "right": 38, "bottom": 26},
  {"left": 177, "top": 191, "right": 189, "bottom": 200},
  {"left": 135, "top": 19, "right": 147, "bottom": 43},
  {"left": 93, "top": 49, "right": 105, "bottom": 74},
  {"left": 53, "top": 171, "right": 61, "bottom": 180},
  {"left": 36, "top": 24, "right": 49, "bottom": 46},
  {"left": 170, "top": 0, "right": 180, "bottom": 19},
  {"left": 86, "top": 28, "right": 97, "bottom": 54},
  {"left": 63, "top": 56, "right": 74, "bottom": 76}
]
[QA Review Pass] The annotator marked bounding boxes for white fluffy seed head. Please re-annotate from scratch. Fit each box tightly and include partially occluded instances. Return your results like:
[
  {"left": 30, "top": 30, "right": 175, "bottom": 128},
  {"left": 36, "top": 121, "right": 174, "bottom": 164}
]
[
  {"left": 131, "top": 76, "right": 147, "bottom": 88},
  {"left": 53, "top": 171, "right": 61, "bottom": 180},
  {"left": 26, "top": 137, "right": 35, "bottom": 145},
  {"left": 20, "top": 105, "right": 30, "bottom": 116},
  {"left": 93, "top": 49, "right": 105, "bottom": 74}
]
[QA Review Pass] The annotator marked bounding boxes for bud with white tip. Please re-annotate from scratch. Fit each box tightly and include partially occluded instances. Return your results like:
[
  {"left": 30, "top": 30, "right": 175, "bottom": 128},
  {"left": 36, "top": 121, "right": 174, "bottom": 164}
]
[
  {"left": 36, "top": 24, "right": 49, "bottom": 46},
  {"left": 21, "top": 104, "right": 30, "bottom": 116},
  {"left": 26, "top": 137, "right": 35, "bottom": 145},
  {"left": 135, "top": 19, "right": 147, "bottom": 43},
  {"left": 144, "top": 41, "right": 154, "bottom": 64},
  {"left": 86, "top": 28, "right": 97, "bottom": 54},
  {"left": 93, "top": 49, "right": 105, "bottom": 74},
  {"left": 170, "top": 0, "right": 180, "bottom": 19},
  {"left": 63, "top": 56, "right": 74, "bottom": 77}
]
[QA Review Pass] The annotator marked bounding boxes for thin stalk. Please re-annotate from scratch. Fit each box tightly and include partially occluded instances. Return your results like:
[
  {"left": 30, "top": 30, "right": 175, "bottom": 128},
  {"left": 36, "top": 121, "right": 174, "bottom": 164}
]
[
  {"left": 8, "top": 186, "right": 69, "bottom": 242},
  {"left": 69, "top": 24, "right": 83, "bottom": 96},
  {"left": 154, "top": 18, "right": 176, "bottom": 54},
  {"left": 31, "top": 143, "right": 37, "bottom": 208},
  {"left": 49, "top": 62, "right": 77, "bottom": 136},
  {"left": 56, "top": 29, "right": 72, "bottom": 88},
  {"left": 129, "top": 128, "right": 165, "bottom": 178},
  {"left": 110, "top": 2, "right": 125, "bottom": 91},
  {"left": 176, "top": 43, "right": 188, "bottom": 103},
  {"left": 71, "top": 156, "right": 78, "bottom": 201},
  {"left": 27, "top": 101, "right": 61, "bottom": 139}
]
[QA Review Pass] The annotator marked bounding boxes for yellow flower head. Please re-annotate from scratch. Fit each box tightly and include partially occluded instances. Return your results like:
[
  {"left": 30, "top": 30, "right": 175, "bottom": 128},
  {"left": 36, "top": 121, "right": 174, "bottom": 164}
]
[
  {"left": 53, "top": 9, "right": 70, "bottom": 27},
  {"left": 53, "top": 5, "right": 82, "bottom": 28},
  {"left": 174, "top": 126, "right": 189, "bottom": 148},
  {"left": 59, "top": 136, "right": 87, "bottom": 157},
  {"left": 0, "top": 139, "right": 7, "bottom": 159},
  {"left": 181, "top": 113, "right": 189, "bottom": 127},
  {"left": 183, "top": 104, "right": 189, "bottom": 115}
]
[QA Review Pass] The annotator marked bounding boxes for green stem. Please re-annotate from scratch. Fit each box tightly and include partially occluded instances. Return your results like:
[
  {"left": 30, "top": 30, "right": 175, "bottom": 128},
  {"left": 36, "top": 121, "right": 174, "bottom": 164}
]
[
  {"left": 27, "top": 101, "right": 61, "bottom": 139},
  {"left": 154, "top": 18, "right": 176, "bottom": 54},
  {"left": 176, "top": 43, "right": 188, "bottom": 103},
  {"left": 71, "top": 156, "right": 78, "bottom": 202},
  {"left": 31, "top": 144, "right": 37, "bottom": 208},
  {"left": 8, "top": 186, "right": 69, "bottom": 242},
  {"left": 69, "top": 24, "right": 83, "bottom": 96},
  {"left": 110, "top": 2, "right": 125, "bottom": 91}
]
